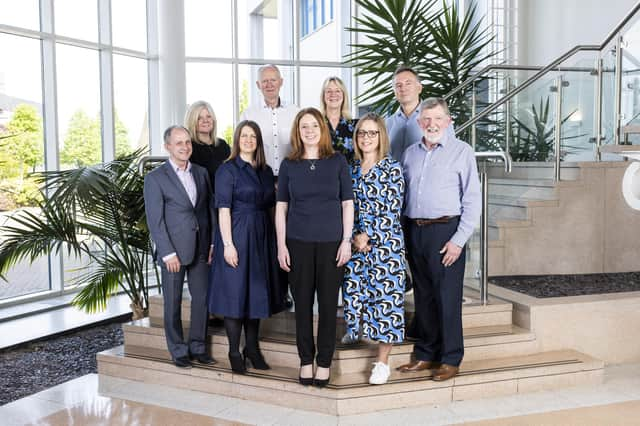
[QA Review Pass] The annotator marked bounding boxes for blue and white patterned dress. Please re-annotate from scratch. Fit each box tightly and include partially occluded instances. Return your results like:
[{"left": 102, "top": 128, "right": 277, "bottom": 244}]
[{"left": 343, "top": 156, "right": 406, "bottom": 343}]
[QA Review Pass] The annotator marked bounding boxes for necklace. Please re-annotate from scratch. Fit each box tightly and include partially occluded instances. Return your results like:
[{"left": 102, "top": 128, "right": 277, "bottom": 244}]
[{"left": 308, "top": 159, "right": 318, "bottom": 170}]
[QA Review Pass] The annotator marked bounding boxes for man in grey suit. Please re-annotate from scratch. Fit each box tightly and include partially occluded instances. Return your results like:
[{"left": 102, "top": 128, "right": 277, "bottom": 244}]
[{"left": 144, "top": 125, "right": 216, "bottom": 368}]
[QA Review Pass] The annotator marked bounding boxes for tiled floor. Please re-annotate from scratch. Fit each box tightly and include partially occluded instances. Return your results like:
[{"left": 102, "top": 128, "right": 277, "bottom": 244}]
[{"left": 1, "top": 363, "right": 639, "bottom": 425}]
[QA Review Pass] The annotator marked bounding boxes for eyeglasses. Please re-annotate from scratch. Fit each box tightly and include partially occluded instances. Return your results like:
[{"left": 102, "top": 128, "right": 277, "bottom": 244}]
[{"left": 356, "top": 130, "right": 380, "bottom": 138}]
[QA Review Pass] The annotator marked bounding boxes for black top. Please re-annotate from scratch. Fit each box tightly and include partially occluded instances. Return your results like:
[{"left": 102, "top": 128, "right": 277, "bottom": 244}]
[
  {"left": 327, "top": 117, "right": 358, "bottom": 164},
  {"left": 189, "top": 137, "right": 231, "bottom": 190},
  {"left": 277, "top": 153, "right": 354, "bottom": 242}
]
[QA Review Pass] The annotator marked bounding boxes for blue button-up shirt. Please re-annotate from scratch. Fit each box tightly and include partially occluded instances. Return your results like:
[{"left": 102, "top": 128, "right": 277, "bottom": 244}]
[
  {"left": 401, "top": 133, "right": 481, "bottom": 247},
  {"left": 386, "top": 106, "right": 423, "bottom": 162}
]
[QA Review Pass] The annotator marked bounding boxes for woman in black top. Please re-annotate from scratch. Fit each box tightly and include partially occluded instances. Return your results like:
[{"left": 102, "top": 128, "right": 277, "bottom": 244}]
[
  {"left": 275, "top": 107, "right": 354, "bottom": 387},
  {"left": 185, "top": 100, "right": 231, "bottom": 188},
  {"left": 320, "top": 76, "right": 357, "bottom": 164}
]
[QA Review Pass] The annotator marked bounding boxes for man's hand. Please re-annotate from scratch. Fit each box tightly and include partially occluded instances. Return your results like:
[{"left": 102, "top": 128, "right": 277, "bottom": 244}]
[
  {"left": 439, "top": 241, "right": 462, "bottom": 267},
  {"left": 164, "top": 255, "right": 181, "bottom": 273}
]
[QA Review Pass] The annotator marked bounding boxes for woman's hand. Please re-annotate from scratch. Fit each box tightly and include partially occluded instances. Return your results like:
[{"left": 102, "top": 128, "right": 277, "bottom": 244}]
[
  {"left": 352, "top": 233, "right": 371, "bottom": 253},
  {"left": 336, "top": 240, "right": 352, "bottom": 266},
  {"left": 278, "top": 244, "right": 291, "bottom": 272},
  {"left": 223, "top": 245, "right": 239, "bottom": 268}
]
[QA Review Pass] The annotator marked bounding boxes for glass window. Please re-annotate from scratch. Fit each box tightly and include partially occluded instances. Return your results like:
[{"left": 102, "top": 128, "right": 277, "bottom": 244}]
[
  {"left": 184, "top": 0, "right": 233, "bottom": 57},
  {"left": 0, "top": 33, "right": 48, "bottom": 300},
  {"left": 186, "top": 63, "right": 234, "bottom": 144},
  {"left": 54, "top": 0, "right": 98, "bottom": 42},
  {"left": 0, "top": 0, "right": 40, "bottom": 30},
  {"left": 113, "top": 55, "right": 149, "bottom": 156},
  {"left": 237, "top": 0, "right": 294, "bottom": 59},
  {"left": 111, "top": 0, "right": 147, "bottom": 52}
]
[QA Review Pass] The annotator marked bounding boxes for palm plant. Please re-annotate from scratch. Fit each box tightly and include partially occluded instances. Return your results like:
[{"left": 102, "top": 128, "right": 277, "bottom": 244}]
[
  {"left": 0, "top": 150, "right": 156, "bottom": 319},
  {"left": 345, "top": 0, "right": 497, "bottom": 123}
]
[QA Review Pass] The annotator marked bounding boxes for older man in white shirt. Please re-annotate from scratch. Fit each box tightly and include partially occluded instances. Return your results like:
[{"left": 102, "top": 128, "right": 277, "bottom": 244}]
[{"left": 240, "top": 64, "right": 299, "bottom": 176}]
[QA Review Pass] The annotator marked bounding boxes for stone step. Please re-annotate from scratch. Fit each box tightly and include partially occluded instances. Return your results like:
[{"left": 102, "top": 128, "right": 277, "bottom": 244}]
[
  {"left": 485, "top": 161, "right": 581, "bottom": 180},
  {"left": 148, "top": 295, "right": 514, "bottom": 331},
  {"left": 98, "top": 345, "right": 603, "bottom": 415},
  {"left": 122, "top": 319, "right": 537, "bottom": 374},
  {"left": 488, "top": 178, "right": 557, "bottom": 199}
]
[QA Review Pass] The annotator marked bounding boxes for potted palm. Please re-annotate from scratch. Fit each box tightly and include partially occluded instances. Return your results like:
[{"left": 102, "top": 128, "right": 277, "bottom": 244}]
[{"left": 0, "top": 150, "right": 157, "bottom": 319}]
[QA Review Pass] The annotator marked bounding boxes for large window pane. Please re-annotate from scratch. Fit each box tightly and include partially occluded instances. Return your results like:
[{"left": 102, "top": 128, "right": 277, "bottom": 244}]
[
  {"left": 237, "top": 0, "right": 293, "bottom": 59},
  {"left": 54, "top": 0, "right": 98, "bottom": 42},
  {"left": 56, "top": 44, "right": 101, "bottom": 169},
  {"left": 113, "top": 55, "right": 149, "bottom": 155},
  {"left": 0, "top": 0, "right": 40, "bottom": 30},
  {"left": 184, "top": 0, "right": 232, "bottom": 57},
  {"left": 112, "top": 0, "right": 147, "bottom": 52},
  {"left": 186, "top": 63, "right": 234, "bottom": 144},
  {"left": 0, "top": 34, "right": 48, "bottom": 300}
]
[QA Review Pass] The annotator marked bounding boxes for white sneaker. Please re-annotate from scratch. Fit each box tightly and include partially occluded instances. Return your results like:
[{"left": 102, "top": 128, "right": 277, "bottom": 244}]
[
  {"left": 341, "top": 333, "right": 359, "bottom": 345},
  {"left": 369, "top": 362, "right": 391, "bottom": 385}
]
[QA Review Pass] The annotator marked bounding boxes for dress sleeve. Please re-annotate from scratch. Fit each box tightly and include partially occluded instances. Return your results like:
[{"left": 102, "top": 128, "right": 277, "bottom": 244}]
[
  {"left": 214, "top": 164, "right": 234, "bottom": 209},
  {"left": 338, "top": 154, "right": 354, "bottom": 201},
  {"left": 276, "top": 159, "right": 290, "bottom": 202}
]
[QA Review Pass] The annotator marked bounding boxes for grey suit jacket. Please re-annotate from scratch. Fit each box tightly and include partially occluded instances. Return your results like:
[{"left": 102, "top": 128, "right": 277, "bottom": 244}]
[{"left": 144, "top": 161, "right": 215, "bottom": 266}]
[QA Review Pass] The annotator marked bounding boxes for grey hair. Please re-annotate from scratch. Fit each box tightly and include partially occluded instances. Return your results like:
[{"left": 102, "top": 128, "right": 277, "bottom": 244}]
[
  {"left": 257, "top": 64, "right": 282, "bottom": 80},
  {"left": 419, "top": 97, "right": 450, "bottom": 116},
  {"left": 163, "top": 125, "right": 191, "bottom": 144}
]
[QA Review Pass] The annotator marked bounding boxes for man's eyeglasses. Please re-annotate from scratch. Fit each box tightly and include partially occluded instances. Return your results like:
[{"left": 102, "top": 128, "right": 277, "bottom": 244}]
[{"left": 356, "top": 130, "right": 380, "bottom": 138}]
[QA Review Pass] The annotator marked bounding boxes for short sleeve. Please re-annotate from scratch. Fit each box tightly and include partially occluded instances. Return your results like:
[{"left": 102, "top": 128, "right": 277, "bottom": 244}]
[
  {"left": 214, "top": 164, "right": 234, "bottom": 208},
  {"left": 337, "top": 154, "right": 354, "bottom": 201},
  {"left": 276, "top": 159, "right": 290, "bottom": 202}
]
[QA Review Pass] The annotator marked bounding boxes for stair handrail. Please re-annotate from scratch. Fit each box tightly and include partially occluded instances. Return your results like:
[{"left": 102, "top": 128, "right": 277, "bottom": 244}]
[
  {"left": 475, "top": 151, "right": 513, "bottom": 305},
  {"left": 138, "top": 155, "right": 168, "bottom": 175}
]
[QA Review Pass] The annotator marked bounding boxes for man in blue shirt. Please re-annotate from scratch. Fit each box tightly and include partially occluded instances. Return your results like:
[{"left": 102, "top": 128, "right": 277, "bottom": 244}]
[
  {"left": 397, "top": 98, "right": 481, "bottom": 381},
  {"left": 385, "top": 66, "right": 423, "bottom": 162}
]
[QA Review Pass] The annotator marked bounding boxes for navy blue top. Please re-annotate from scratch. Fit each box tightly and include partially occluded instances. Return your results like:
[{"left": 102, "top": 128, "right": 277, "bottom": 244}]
[
  {"left": 215, "top": 156, "right": 275, "bottom": 211},
  {"left": 277, "top": 153, "right": 354, "bottom": 242}
]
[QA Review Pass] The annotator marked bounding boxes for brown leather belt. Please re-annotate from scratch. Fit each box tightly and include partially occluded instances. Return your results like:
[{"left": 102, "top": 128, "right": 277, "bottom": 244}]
[{"left": 411, "top": 216, "right": 458, "bottom": 226}]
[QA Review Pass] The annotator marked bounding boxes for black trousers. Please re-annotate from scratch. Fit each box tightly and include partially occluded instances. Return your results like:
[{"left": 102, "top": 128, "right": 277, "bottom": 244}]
[
  {"left": 408, "top": 218, "right": 466, "bottom": 367},
  {"left": 287, "top": 239, "right": 343, "bottom": 368}
]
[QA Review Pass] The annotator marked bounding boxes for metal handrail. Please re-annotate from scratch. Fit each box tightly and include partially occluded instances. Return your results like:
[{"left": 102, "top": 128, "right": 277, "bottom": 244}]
[
  {"left": 475, "top": 151, "right": 512, "bottom": 305},
  {"left": 138, "top": 155, "right": 168, "bottom": 174},
  {"left": 600, "top": 0, "right": 640, "bottom": 48}
]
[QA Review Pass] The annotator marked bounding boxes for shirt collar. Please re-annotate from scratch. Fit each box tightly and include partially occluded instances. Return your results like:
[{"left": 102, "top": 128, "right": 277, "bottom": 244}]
[
  {"left": 168, "top": 158, "right": 191, "bottom": 173},
  {"left": 234, "top": 155, "right": 252, "bottom": 169},
  {"left": 419, "top": 130, "right": 452, "bottom": 151},
  {"left": 261, "top": 97, "right": 285, "bottom": 109},
  {"left": 394, "top": 103, "right": 420, "bottom": 119}
]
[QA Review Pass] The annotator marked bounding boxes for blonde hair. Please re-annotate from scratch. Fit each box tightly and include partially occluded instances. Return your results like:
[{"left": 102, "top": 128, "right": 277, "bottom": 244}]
[
  {"left": 353, "top": 113, "right": 390, "bottom": 163},
  {"left": 288, "top": 108, "right": 335, "bottom": 161},
  {"left": 319, "top": 76, "right": 351, "bottom": 120},
  {"left": 184, "top": 100, "right": 219, "bottom": 146}
]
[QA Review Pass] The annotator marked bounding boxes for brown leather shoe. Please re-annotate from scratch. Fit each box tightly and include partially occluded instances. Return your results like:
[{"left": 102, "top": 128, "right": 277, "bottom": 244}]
[
  {"left": 396, "top": 360, "right": 440, "bottom": 372},
  {"left": 432, "top": 364, "right": 459, "bottom": 381}
]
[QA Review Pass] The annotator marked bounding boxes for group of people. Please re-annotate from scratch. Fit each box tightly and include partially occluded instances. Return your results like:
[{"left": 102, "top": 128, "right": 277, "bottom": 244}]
[{"left": 143, "top": 64, "right": 481, "bottom": 388}]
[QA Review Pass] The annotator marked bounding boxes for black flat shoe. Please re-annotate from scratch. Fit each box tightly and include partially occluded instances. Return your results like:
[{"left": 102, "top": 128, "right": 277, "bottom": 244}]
[
  {"left": 243, "top": 348, "right": 270, "bottom": 370},
  {"left": 299, "top": 365, "right": 313, "bottom": 386},
  {"left": 174, "top": 356, "right": 192, "bottom": 369},
  {"left": 190, "top": 353, "right": 217, "bottom": 365},
  {"left": 229, "top": 353, "right": 246, "bottom": 374}
]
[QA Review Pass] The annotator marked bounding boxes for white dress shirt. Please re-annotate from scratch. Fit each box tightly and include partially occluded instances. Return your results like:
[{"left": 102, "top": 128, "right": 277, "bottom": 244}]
[{"left": 240, "top": 98, "right": 299, "bottom": 175}]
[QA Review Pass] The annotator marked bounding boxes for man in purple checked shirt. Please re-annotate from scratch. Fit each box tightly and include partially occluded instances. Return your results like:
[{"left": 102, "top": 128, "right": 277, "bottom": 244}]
[{"left": 397, "top": 97, "right": 481, "bottom": 381}]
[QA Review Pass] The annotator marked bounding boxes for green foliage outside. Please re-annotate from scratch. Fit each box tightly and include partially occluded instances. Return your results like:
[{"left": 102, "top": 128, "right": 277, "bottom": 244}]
[
  {"left": 60, "top": 109, "right": 131, "bottom": 167},
  {"left": 223, "top": 79, "right": 250, "bottom": 146}
]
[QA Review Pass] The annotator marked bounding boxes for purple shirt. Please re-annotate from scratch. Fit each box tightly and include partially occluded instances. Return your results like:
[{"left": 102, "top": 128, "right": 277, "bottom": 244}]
[{"left": 401, "top": 133, "right": 481, "bottom": 247}]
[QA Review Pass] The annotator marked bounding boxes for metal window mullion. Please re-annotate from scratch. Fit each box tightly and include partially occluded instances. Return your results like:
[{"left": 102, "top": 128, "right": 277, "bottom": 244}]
[
  {"left": 98, "top": 0, "right": 115, "bottom": 163},
  {"left": 294, "top": 0, "right": 301, "bottom": 106},
  {"left": 232, "top": 0, "right": 239, "bottom": 124},
  {"left": 147, "top": 0, "right": 161, "bottom": 154}
]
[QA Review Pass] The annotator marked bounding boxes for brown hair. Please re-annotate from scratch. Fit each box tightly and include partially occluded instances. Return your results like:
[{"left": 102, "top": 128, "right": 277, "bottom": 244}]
[
  {"left": 228, "top": 120, "right": 267, "bottom": 169},
  {"left": 353, "top": 113, "right": 390, "bottom": 162},
  {"left": 288, "top": 108, "right": 335, "bottom": 161}
]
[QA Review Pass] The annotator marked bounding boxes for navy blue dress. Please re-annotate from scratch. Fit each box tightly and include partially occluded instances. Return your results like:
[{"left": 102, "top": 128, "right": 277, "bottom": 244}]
[{"left": 208, "top": 157, "right": 286, "bottom": 319}]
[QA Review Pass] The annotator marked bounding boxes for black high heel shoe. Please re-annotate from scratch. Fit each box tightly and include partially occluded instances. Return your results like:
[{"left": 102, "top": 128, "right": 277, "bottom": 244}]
[
  {"left": 243, "top": 347, "right": 270, "bottom": 370},
  {"left": 313, "top": 367, "right": 330, "bottom": 388},
  {"left": 228, "top": 352, "right": 246, "bottom": 374},
  {"left": 299, "top": 365, "right": 314, "bottom": 386}
]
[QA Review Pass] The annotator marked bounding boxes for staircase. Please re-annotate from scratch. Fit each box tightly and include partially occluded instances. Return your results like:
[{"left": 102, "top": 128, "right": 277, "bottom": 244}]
[{"left": 97, "top": 292, "right": 603, "bottom": 415}]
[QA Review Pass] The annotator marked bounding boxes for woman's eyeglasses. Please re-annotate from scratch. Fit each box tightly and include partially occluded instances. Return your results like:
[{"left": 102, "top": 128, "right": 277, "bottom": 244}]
[{"left": 356, "top": 130, "right": 380, "bottom": 138}]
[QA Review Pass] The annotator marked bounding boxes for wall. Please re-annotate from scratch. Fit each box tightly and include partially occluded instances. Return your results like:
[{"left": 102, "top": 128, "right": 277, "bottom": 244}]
[{"left": 518, "top": 0, "right": 638, "bottom": 66}]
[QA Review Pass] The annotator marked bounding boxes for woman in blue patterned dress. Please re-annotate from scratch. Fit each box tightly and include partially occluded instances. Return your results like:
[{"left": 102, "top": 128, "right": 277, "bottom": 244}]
[
  {"left": 320, "top": 76, "right": 358, "bottom": 164},
  {"left": 343, "top": 112, "right": 406, "bottom": 385}
]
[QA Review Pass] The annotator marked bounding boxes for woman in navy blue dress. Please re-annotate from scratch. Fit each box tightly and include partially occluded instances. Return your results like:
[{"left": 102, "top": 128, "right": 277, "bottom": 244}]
[{"left": 208, "top": 120, "right": 286, "bottom": 374}]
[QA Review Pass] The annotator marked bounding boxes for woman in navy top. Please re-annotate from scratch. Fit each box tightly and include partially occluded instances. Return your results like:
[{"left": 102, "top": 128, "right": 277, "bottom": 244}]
[
  {"left": 275, "top": 107, "right": 354, "bottom": 387},
  {"left": 209, "top": 120, "right": 286, "bottom": 374}
]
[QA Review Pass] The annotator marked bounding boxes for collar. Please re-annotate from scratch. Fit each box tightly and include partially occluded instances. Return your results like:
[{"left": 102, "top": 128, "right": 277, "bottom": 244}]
[
  {"left": 168, "top": 158, "right": 192, "bottom": 173},
  {"left": 419, "top": 130, "right": 451, "bottom": 151},
  {"left": 233, "top": 155, "right": 253, "bottom": 169},
  {"left": 261, "top": 97, "right": 285, "bottom": 109},
  {"left": 394, "top": 102, "right": 420, "bottom": 119}
]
